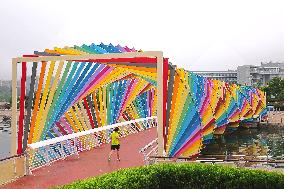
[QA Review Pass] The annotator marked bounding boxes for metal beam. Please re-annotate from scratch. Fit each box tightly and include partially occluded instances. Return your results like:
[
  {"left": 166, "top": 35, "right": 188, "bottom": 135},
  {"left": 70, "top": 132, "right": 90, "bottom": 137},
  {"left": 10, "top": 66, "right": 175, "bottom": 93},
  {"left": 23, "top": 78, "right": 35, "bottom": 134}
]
[
  {"left": 12, "top": 51, "right": 162, "bottom": 62},
  {"left": 156, "top": 52, "right": 164, "bottom": 156},
  {"left": 11, "top": 59, "right": 18, "bottom": 156}
]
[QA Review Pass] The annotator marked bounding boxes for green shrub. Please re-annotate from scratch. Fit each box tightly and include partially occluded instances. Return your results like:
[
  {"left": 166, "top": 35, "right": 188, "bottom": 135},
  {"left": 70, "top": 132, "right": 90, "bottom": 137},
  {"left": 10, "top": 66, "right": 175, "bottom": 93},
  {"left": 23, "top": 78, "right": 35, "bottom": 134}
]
[{"left": 57, "top": 163, "right": 284, "bottom": 189}]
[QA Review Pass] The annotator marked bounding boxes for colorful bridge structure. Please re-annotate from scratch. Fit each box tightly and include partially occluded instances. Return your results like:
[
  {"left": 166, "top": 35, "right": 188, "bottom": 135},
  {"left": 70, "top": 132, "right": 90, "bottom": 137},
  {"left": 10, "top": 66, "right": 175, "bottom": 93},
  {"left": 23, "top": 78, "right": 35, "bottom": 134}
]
[{"left": 10, "top": 43, "right": 267, "bottom": 171}]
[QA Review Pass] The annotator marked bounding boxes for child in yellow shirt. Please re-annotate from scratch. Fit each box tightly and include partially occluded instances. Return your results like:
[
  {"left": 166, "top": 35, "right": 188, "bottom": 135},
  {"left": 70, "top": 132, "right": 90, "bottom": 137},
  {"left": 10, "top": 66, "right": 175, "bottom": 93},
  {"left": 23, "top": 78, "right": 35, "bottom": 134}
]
[{"left": 108, "top": 127, "right": 120, "bottom": 161}]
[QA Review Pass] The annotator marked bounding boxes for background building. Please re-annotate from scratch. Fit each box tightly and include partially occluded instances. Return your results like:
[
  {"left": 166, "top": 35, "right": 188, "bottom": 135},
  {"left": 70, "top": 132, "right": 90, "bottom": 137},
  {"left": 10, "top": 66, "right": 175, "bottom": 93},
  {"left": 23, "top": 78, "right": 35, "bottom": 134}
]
[
  {"left": 192, "top": 70, "right": 237, "bottom": 84},
  {"left": 0, "top": 80, "right": 11, "bottom": 87},
  {"left": 237, "top": 62, "right": 284, "bottom": 86}
]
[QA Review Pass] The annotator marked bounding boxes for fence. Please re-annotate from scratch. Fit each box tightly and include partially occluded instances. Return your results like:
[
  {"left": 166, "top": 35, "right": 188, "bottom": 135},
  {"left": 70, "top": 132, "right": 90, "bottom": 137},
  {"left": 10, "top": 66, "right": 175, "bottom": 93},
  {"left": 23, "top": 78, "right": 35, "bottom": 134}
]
[
  {"left": 27, "top": 116, "right": 157, "bottom": 172},
  {"left": 139, "top": 138, "right": 158, "bottom": 164}
]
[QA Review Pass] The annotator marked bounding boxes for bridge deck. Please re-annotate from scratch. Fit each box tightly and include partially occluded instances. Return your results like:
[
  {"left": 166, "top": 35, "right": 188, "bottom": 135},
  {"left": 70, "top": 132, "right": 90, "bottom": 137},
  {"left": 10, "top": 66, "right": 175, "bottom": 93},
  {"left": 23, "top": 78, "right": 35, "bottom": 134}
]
[{"left": 1, "top": 128, "right": 157, "bottom": 189}]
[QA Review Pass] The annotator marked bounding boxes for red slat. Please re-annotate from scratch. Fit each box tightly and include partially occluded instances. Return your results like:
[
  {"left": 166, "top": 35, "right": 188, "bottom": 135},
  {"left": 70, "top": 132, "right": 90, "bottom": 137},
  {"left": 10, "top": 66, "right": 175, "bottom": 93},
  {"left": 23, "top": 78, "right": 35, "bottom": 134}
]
[
  {"left": 163, "top": 58, "right": 169, "bottom": 149},
  {"left": 17, "top": 62, "right": 26, "bottom": 154},
  {"left": 74, "top": 57, "right": 157, "bottom": 63},
  {"left": 83, "top": 98, "right": 96, "bottom": 129},
  {"left": 23, "top": 55, "right": 39, "bottom": 57},
  {"left": 55, "top": 122, "right": 68, "bottom": 135}
]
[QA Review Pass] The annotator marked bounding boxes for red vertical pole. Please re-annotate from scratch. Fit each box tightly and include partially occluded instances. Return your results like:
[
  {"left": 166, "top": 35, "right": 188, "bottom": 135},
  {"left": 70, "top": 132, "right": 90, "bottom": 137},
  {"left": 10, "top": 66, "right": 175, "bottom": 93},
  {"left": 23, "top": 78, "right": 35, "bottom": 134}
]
[
  {"left": 163, "top": 58, "right": 169, "bottom": 150},
  {"left": 17, "top": 62, "right": 26, "bottom": 154}
]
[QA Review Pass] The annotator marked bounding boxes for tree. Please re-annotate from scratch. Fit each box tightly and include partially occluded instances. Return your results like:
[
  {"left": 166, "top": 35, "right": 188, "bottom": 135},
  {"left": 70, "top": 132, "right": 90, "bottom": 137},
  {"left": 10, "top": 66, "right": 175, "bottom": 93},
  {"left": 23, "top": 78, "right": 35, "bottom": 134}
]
[{"left": 263, "top": 77, "right": 284, "bottom": 101}]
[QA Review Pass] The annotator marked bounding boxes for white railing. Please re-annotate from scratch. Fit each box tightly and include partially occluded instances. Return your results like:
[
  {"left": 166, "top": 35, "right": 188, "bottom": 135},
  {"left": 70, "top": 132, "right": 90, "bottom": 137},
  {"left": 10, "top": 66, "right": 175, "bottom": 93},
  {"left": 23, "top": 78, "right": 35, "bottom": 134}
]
[
  {"left": 27, "top": 116, "right": 157, "bottom": 172},
  {"left": 139, "top": 138, "right": 158, "bottom": 165}
]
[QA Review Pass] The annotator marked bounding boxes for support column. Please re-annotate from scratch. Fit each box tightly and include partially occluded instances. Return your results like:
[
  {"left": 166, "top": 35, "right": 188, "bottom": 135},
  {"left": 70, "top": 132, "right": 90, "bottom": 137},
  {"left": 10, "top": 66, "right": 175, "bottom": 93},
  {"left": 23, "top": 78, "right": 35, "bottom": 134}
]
[
  {"left": 11, "top": 59, "right": 18, "bottom": 156},
  {"left": 156, "top": 52, "right": 164, "bottom": 156}
]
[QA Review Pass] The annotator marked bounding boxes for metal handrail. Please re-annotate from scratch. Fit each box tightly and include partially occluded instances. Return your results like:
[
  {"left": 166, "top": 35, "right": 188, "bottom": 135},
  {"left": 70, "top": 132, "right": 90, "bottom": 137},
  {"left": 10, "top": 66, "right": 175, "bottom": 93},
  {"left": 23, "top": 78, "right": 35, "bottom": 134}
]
[
  {"left": 27, "top": 116, "right": 157, "bottom": 171},
  {"left": 0, "top": 154, "right": 24, "bottom": 162},
  {"left": 28, "top": 116, "right": 157, "bottom": 149}
]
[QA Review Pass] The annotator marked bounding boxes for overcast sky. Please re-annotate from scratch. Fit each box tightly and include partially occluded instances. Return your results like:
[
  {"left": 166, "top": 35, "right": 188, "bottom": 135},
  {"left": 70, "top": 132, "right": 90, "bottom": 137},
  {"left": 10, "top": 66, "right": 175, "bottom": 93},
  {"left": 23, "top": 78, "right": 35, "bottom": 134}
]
[{"left": 1, "top": 0, "right": 284, "bottom": 79}]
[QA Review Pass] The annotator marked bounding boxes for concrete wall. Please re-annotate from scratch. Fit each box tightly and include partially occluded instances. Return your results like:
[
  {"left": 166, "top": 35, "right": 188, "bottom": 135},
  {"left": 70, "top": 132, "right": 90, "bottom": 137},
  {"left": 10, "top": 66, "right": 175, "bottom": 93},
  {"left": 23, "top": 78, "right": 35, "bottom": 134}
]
[
  {"left": 237, "top": 65, "right": 251, "bottom": 85},
  {"left": 0, "top": 155, "right": 26, "bottom": 186}
]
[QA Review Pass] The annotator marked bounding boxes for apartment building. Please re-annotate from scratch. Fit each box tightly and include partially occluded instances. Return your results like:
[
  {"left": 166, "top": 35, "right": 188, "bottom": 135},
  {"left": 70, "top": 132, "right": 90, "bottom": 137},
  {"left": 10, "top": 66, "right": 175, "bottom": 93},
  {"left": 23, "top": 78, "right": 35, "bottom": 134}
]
[
  {"left": 237, "top": 62, "right": 284, "bottom": 86},
  {"left": 192, "top": 70, "right": 238, "bottom": 84}
]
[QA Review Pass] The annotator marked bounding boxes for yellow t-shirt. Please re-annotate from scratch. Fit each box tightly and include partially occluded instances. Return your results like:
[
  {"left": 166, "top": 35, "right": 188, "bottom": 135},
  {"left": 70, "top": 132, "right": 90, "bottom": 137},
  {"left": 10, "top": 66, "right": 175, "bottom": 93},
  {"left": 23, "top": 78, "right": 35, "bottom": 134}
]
[{"left": 111, "top": 132, "right": 119, "bottom": 145}]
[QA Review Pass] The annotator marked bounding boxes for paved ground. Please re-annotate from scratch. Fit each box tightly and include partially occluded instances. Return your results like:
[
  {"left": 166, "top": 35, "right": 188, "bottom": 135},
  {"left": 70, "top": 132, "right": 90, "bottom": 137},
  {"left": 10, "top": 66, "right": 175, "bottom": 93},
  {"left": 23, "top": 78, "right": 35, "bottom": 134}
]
[
  {"left": 268, "top": 111, "right": 284, "bottom": 123},
  {"left": 1, "top": 128, "right": 157, "bottom": 189}
]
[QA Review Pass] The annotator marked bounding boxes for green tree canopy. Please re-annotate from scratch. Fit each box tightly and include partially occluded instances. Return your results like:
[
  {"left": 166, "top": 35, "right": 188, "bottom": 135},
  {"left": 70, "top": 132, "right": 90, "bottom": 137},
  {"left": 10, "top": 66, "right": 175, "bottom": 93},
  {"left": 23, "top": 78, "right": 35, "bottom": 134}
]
[{"left": 263, "top": 77, "right": 284, "bottom": 101}]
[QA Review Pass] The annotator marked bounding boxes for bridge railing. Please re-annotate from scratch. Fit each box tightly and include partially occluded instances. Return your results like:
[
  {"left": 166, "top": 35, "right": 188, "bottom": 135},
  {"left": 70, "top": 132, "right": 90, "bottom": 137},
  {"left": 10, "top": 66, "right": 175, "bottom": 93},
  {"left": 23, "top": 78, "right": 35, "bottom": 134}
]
[
  {"left": 27, "top": 116, "right": 157, "bottom": 172},
  {"left": 139, "top": 138, "right": 158, "bottom": 165}
]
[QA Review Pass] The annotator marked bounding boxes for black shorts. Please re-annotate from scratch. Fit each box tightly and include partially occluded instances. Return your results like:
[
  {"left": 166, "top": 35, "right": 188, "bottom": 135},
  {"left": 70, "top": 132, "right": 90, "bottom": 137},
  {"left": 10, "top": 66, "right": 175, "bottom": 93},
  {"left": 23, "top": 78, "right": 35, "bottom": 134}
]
[{"left": 111, "top": 144, "right": 120, "bottom": 150}]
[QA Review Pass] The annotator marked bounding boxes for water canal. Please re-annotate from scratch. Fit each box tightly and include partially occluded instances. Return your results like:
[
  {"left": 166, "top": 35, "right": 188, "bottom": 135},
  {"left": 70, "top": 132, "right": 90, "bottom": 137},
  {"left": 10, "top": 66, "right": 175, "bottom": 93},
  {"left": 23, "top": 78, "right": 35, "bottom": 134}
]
[
  {"left": 201, "top": 125, "right": 284, "bottom": 158},
  {"left": 0, "top": 122, "right": 11, "bottom": 159}
]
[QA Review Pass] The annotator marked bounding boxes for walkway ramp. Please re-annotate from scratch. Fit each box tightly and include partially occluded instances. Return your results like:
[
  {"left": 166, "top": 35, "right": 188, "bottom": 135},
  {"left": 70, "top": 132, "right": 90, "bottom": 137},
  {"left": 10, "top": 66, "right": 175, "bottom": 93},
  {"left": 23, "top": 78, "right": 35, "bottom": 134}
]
[{"left": 1, "top": 128, "right": 156, "bottom": 189}]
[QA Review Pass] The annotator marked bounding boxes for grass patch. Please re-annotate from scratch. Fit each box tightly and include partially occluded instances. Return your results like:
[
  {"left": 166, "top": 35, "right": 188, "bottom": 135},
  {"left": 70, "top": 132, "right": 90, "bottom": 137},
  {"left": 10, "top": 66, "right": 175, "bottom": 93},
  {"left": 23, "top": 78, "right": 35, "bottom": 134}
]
[{"left": 57, "top": 163, "right": 284, "bottom": 189}]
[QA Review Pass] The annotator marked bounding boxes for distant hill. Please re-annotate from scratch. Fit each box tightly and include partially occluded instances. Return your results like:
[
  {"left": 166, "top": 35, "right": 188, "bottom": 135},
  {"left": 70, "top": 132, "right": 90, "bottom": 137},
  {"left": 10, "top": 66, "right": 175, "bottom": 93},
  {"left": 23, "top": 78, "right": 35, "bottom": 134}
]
[
  {"left": 0, "top": 76, "right": 55, "bottom": 102},
  {"left": 0, "top": 80, "right": 11, "bottom": 102}
]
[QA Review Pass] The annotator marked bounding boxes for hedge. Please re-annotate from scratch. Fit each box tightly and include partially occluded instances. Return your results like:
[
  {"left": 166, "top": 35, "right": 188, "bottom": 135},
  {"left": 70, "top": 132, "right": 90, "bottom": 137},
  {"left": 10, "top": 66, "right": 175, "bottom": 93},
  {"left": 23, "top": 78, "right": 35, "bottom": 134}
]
[{"left": 57, "top": 163, "right": 284, "bottom": 189}]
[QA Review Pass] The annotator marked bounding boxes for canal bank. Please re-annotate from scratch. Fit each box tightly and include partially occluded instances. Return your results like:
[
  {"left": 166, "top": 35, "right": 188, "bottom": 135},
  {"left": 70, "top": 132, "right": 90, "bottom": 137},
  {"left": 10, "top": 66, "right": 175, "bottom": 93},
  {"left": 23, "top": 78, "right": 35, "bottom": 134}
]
[
  {"left": 267, "top": 111, "right": 284, "bottom": 124},
  {"left": 259, "top": 111, "right": 284, "bottom": 128}
]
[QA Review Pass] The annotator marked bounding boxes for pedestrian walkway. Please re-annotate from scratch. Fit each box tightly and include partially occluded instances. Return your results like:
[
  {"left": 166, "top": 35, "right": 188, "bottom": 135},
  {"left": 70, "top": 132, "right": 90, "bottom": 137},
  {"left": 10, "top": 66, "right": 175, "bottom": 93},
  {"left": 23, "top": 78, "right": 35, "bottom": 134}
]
[{"left": 1, "top": 128, "right": 157, "bottom": 189}]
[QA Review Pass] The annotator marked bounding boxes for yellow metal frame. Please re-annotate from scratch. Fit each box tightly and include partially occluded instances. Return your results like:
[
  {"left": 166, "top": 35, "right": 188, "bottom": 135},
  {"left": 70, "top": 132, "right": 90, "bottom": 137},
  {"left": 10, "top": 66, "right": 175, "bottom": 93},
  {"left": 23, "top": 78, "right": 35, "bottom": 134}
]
[{"left": 11, "top": 51, "right": 165, "bottom": 156}]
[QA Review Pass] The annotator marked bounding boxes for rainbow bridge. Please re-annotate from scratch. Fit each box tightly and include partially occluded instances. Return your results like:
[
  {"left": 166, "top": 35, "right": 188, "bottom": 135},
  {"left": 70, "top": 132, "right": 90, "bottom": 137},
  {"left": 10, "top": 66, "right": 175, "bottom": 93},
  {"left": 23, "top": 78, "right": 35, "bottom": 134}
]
[{"left": 2, "top": 43, "right": 267, "bottom": 187}]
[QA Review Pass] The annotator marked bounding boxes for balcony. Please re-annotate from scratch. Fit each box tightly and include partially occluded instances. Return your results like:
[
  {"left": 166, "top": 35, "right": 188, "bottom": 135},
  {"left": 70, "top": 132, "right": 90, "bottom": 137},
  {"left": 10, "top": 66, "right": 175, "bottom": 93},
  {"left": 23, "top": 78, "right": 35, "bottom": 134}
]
[{"left": 258, "top": 70, "right": 279, "bottom": 74}]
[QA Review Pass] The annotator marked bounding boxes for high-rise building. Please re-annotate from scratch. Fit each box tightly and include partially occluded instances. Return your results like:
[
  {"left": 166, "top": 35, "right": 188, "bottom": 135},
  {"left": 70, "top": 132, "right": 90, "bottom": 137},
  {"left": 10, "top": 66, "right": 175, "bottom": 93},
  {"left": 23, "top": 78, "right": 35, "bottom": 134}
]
[
  {"left": 192, "top": 70, "right": 237, "bottom": 84},
  {"left": 237, "top": 62, "right": 284, "bottom": 86}
]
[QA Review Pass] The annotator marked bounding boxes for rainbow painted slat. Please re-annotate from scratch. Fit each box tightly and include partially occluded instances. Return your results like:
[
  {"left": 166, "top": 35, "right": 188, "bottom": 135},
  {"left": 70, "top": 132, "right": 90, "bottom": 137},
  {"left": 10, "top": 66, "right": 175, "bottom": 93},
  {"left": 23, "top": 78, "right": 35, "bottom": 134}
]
[
  {"left": 16, "top": 43, "right": 267, "bottom": 160},
  {"left": 164, "top": 68, "right": 267, "bottom": 157}
]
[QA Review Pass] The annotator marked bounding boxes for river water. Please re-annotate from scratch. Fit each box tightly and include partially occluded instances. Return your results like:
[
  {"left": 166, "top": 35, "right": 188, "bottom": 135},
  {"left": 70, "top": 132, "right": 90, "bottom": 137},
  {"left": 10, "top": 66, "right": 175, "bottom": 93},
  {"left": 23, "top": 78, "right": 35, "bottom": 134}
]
[
  {"left": 201, "top": 125, "right": 284, "bottom": 158},
  {"left": 0, "top": 123, "right": 11, "bottom": 159},
  {"left": 0, "top": 123, "right": 284, "bottom": 159}
]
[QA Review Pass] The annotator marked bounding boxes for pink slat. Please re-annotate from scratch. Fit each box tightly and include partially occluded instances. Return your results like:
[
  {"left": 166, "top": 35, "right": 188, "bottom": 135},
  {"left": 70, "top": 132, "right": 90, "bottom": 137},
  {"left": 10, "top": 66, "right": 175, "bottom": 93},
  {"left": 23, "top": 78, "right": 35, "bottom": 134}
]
[
  {"left": 118, "top": 79, "right": 137, "bottom": 118},
  {"left": 74, "top": 67, "right": 113, "bottom": 104},
  {"left": 60, "top": 117, "right": 73, "bottom": 134}
]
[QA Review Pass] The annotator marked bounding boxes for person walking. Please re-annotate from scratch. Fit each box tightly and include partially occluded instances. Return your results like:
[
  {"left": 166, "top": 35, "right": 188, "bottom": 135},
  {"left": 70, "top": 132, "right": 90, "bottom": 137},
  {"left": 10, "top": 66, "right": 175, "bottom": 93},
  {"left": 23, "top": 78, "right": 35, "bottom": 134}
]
[{"left": 108, "top": 127, "right": 120, "bottom": 161}]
